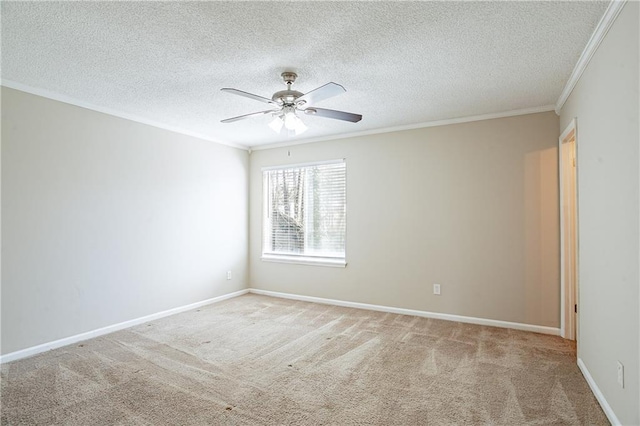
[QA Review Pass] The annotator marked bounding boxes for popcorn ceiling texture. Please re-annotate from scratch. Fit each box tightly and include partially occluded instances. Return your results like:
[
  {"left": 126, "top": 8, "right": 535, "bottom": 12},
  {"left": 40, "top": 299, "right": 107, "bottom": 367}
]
[{"left": 1, "top": 1, "right": 608, "bottom": 147}]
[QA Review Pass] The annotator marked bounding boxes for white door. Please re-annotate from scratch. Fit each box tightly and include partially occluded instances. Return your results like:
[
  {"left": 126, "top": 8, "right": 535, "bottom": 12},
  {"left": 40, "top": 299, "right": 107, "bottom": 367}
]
[{"left": 560, "top": 120, "right": 578, "bottom": 341}]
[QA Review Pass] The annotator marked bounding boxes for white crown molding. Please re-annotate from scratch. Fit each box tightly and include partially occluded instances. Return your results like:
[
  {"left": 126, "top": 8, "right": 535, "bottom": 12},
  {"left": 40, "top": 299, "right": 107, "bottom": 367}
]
[
  {"left": 577, "top": 358, "right": 622, "bottom": 425},
  {"left": 3, "top": 80, "right": 556, "bottom": 152},
  {"left": 1, "top": 80, "right": 249, "bottom": 151},
  {"left": 249, "top": 288, "right": 560, "bottom": 336},
  {"left": 555, "top": 0, "right": 627, "bottom": 113},
  {"left": 250, "top": 104, "right": 556, "bottom": 151},
  {"left": 0, "top": 289, "right": 249, "bottom": 364}
]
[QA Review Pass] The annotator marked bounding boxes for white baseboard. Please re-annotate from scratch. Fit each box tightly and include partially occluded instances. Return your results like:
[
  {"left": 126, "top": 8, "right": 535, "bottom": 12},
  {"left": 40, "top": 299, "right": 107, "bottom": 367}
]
[
  {"left": 2, "top": 288, "right": 560, "bottom": 364},
  {"left": 248, "top": 289, "right": 560, "bottom": 336},
  {"left": 0, "top": 289, "right": 249, "bottom": 364},
  {"left": 577, "top": 358, "right": 621, "bottom": 426}
]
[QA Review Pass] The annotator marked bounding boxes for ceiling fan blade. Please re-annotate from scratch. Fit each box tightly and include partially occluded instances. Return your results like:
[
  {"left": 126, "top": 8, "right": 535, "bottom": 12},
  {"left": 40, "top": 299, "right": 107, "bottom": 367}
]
[
  {"left": 296, "top": 82, "right": 346, "bottom": 106},
  {"left": 221, "top": 88, "right": 279, "bottom": 105},
  {"left": 302, "top": 107, "right": 362, "bottom": 123},
  {"left": 221, "top": 110, "right": 278, "bottom": 123}
]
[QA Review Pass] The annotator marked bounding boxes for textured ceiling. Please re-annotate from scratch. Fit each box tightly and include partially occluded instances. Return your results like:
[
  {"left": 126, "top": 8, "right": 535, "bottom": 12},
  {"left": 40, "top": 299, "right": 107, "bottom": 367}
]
[{"left": 2, "top": 1, "right": 609, "bottom": 148}]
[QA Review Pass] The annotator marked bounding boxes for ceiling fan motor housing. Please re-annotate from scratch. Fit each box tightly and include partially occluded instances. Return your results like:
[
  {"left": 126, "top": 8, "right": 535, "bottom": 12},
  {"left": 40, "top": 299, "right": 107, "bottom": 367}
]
[
  {"left": 272, "top": 89, "right": 304, "bottom": 105},
  {"left": 272, "top": 72, "right": 305, "bottom": 105}
]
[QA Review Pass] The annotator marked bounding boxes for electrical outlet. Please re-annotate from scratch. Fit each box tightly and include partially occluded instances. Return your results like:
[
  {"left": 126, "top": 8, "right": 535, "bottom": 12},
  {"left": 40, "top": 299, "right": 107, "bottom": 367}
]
[
  {"left": 227, "top": 271, "right": 232, "bottom": 280},
  {"left": 433, "top": 284, "right": 441, "bottom": 295},
  {"left": 617, "top": 361, "right": 624, "bottom": 388}
]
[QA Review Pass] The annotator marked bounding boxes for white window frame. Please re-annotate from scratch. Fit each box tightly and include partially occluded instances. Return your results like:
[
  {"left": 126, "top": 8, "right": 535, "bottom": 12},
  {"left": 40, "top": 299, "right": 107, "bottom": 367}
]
[{"left": 261, "top": 159, "right": 347, "bottom": 267}]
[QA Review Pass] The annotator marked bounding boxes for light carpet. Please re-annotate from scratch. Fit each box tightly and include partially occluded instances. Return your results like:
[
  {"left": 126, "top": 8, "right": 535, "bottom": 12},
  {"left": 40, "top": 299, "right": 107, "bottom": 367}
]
[{"left": 1, "top": 294, "right": 608, "bottom": 425}]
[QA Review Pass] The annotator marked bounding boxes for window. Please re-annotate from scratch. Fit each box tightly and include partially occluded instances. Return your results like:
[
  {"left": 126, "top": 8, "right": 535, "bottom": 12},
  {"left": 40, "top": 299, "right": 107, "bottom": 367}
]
[{"left": 262, "top": 160, "right": 346, "bottom": 267}]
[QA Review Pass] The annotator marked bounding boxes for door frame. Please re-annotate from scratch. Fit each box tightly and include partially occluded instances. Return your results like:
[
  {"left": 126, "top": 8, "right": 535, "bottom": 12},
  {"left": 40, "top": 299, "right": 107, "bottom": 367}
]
[{"left": 559, "top": 118, "right": 579, "bottom": 340}]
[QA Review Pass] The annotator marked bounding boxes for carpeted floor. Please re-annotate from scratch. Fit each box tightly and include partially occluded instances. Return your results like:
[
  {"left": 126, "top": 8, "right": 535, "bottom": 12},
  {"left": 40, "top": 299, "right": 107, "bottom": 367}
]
[{"left": 1, "top": 294, "right": 608, "bottom": 425}]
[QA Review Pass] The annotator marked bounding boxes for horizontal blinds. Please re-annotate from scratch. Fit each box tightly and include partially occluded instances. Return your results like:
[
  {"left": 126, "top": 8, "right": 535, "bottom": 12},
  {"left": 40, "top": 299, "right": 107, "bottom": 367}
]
[{"left": 263, "top": 161, "right": 346, "bottom": 259}]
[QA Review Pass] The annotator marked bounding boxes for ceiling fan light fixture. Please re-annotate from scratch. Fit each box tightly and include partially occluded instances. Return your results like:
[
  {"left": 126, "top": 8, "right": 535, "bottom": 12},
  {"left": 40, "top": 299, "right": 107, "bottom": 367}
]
[
  {"left": 292, "top": 117, "right": 308, "bottom": 135},
  {"left": 268, "top": 115, "right": 284, "bottom": 133},
  {"left": 283, "top": 108, "right": 307, "bottom": 135},
  {"left": 283, "top": 110, "right": 296, "bottom": 130}
]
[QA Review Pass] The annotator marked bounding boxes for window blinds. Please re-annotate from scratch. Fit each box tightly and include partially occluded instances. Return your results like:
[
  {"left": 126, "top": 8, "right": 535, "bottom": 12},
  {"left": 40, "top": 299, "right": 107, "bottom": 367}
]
[{"left": 263, "top": 160, "right": 346, "bottom": 261}]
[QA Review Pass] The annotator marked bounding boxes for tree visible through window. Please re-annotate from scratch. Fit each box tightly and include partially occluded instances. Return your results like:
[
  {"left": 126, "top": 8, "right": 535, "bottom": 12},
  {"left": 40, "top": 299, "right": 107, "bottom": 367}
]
[{"left": 263, "top": 160, "right": 346, "bottom": 264}]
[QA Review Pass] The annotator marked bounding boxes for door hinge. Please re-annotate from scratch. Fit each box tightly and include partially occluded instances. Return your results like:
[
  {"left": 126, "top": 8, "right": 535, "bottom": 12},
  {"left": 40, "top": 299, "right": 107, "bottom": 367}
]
[
  {"left": 572, "top": 157, "right": 576, "bottom": 167},
  {"left": 574, "top": 304, "right": 577, "bottom": 313}
]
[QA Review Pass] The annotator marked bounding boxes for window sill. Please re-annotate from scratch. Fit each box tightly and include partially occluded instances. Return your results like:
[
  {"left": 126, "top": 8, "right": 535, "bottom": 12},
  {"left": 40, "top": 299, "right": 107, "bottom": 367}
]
[{"left": 261, "top": 254, "right": 346, "bottom": 268}]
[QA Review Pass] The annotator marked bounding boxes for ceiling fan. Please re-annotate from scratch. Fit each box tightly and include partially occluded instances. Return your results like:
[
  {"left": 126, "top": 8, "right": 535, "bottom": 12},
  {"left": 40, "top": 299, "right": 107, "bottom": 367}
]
[{"left": 220, "top": 72, "right": 362, "bottom": 136}]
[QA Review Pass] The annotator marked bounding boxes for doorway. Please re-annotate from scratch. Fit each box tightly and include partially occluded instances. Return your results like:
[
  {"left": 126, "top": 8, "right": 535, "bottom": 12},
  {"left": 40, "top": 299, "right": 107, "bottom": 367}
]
[{"left": 560, "top": 119, "right": 578, "bottom": 340}]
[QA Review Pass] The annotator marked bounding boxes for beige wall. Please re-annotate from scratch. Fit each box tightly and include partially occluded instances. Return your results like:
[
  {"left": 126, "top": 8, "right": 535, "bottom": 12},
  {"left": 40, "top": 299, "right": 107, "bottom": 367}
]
[
  {"left": 1, "top": 87, "right": 249, "bottom": 355},
  {"left": 250, "top": 112, "right": 560, "bottom": 328},
  {"left": 559, "top": 2, "right": 639, "bottom": 424}
]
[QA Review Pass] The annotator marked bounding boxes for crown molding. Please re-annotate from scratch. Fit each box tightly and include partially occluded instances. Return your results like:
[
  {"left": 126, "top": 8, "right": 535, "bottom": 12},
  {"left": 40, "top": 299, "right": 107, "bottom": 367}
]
[
  {"left": 555, "top": 0, "right": 627, "bottom": 114},
  {"left": 1, "top": 79, "right": 557, "bottom": 152},
  {"left": 1, "top": 80, "right": 248, "bottom": 150},
  {"left": 250, "top": 104, "right": 556, "bottom": 151}
]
